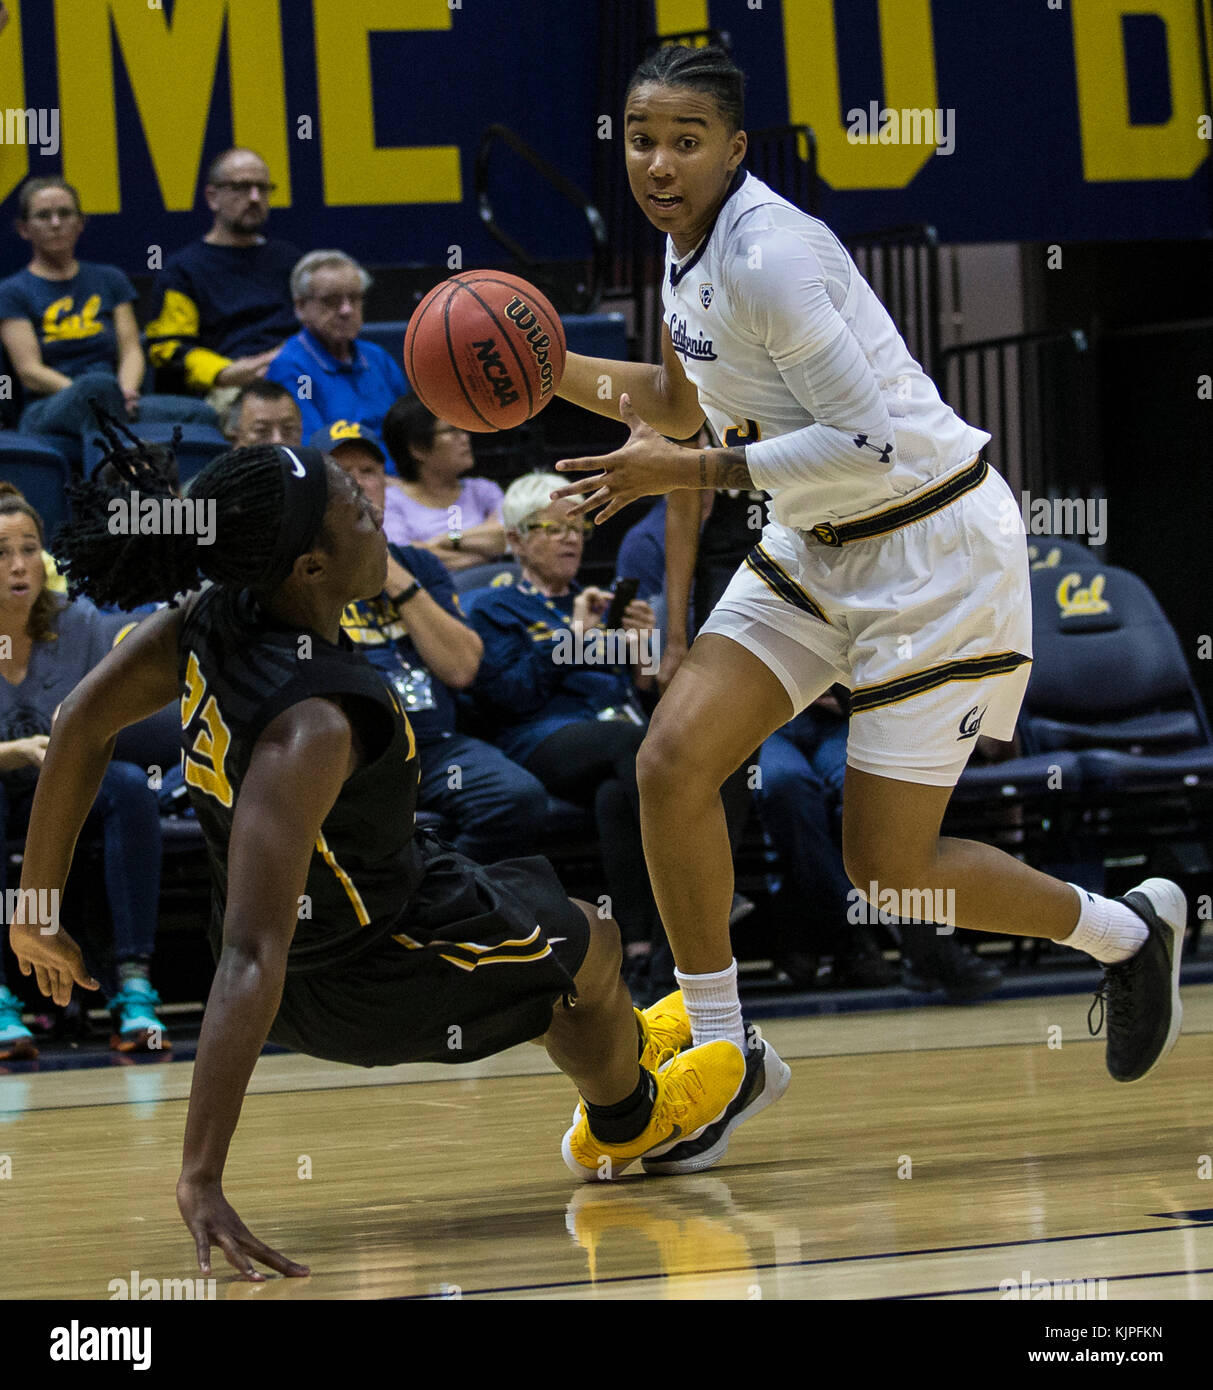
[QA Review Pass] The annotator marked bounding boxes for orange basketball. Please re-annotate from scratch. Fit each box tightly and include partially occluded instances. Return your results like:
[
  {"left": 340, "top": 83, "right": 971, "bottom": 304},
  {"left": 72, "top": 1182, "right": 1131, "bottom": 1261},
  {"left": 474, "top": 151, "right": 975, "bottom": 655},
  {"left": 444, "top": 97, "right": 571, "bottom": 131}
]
[{"left": 403, "top": 271, "right": 567, "bottom": 432}]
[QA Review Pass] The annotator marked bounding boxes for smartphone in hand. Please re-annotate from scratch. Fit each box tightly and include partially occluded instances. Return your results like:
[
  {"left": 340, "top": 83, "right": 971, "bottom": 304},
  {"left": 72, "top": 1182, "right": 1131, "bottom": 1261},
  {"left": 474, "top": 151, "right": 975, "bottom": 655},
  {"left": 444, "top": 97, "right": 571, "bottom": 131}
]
[{"left": 604, "top": 578, "right": 640, "bottom": 630}]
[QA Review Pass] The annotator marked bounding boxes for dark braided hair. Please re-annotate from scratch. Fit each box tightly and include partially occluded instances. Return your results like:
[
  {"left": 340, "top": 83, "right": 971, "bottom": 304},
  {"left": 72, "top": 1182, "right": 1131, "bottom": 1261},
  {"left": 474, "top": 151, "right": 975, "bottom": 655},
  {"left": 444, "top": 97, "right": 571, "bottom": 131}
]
[
  {"left": 53, "top": 407, "right": 323, "bottom": 610},
  {"left": 627, "top": 43, "right": 745, "bottom": 132}
]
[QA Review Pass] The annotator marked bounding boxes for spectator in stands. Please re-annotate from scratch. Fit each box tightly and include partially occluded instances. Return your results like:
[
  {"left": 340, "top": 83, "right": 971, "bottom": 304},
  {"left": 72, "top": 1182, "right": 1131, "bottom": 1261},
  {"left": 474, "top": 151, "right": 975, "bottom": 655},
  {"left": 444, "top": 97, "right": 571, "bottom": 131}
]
[
  {"left": 614, "top": 498, "right": 669, "bottom": 604},
  {"left": 757, "top": 693, "right": 899, "bottom": 989},
  {"left": 224, "top": 379, "right": 303, "bottom": 449},
  {"left": 265, "top": 250, "right": 408, "bottom": 443},
  {"left": 0, "top": 177, "right": 214, "bottom": 473},
  {"left": 144, "top": 148, "right": 298, "bottom": 413},
  {"left": 319, "top": 423, "right": 549, "bottom": 863},
  {"left": 758, "top": 694, "right": 1002, "bottom": 1000},
  {"left": 381, "top": 395, "right": 507, "bottom": 571},
  {"left": 0, "top": 483, "right": 168, "bottom": 1060},
  {"left": 464, "top": 473, "right": 668, "bottom": 1002}
]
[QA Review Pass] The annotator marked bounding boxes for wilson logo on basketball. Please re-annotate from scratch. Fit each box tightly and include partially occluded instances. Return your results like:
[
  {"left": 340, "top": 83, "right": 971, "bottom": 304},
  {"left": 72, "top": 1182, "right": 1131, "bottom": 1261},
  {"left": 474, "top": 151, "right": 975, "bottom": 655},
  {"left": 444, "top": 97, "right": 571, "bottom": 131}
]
[
  {"left": 471, "top": 339, "right": 520, "bottom": 408},
  {"left": 504, "top": 297, "right": 557, "bottom": 398}
]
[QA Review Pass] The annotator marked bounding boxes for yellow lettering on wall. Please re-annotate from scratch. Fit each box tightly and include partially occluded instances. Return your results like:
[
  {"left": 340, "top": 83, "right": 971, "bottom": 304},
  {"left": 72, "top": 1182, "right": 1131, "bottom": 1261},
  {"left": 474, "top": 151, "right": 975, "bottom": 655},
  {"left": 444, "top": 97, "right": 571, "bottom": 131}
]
[
  {"left": 1072, "top": 0, "right": 1207, "bottom": 181},
  {"left": 58, "top": 0, "right": 289, "bottom": 216},
  {"left": 0, "top": 0, "right": 30, "bottom": 205},
  {"left": 313, "top": 0, "right": 460, "bottom": 207},
  {"left": 653, "top": 0, "right": 711, "bottom": 35},
  {"left": 782, "top": 0, "right": 940, "bottom": 190}
]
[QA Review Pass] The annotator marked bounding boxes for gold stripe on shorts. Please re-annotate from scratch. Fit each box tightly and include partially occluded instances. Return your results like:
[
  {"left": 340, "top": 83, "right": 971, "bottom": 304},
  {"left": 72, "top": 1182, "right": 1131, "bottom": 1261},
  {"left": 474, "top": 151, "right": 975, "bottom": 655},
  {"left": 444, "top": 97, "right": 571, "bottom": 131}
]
[
  {"left": 850, "top": 650, "right": 1032, "bottom": 714},
  {"left": 808, "top": 457, "right": 988, "bottom": 547},
  {"left": 744, "top": 544, "right": 831, "bottom": 624}
]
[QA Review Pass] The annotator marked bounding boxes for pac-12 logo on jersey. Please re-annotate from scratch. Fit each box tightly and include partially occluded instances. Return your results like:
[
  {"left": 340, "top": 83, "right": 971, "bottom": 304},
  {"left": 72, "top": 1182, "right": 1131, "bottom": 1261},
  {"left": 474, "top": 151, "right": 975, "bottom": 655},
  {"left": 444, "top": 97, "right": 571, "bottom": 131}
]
[
  {"left": 957, "top": 705, "right": 986, "bottom": 740},
  {"left": 699, "top": 282, "right": 715, "bottom": 310}
]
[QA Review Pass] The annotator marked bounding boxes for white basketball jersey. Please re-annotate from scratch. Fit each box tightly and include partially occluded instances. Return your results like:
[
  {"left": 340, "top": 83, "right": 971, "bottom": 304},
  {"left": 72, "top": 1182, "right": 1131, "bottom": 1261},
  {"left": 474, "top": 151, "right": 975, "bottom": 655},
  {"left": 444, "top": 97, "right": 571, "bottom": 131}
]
[{"left": 662, "top": 171, "right": 989, "bottom": 528}]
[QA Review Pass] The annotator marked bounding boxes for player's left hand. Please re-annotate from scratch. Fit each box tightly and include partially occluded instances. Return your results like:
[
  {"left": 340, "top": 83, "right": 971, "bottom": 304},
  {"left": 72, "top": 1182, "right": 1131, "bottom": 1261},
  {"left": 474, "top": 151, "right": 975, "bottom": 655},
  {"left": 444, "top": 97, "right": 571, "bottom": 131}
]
[
  {"left": 553, "top": 394, "right": 690, "bottom": 523},
  {"left": 10, "top": 918, "right": 99, "bottom": 1008}
]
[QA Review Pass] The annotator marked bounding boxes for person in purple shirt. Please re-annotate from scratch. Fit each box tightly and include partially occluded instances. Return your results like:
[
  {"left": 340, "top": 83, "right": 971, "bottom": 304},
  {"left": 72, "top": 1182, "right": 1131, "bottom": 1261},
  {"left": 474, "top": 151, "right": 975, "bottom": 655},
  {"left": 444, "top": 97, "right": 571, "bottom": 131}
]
[
  {"left": 380, "top": 395, "right": 507, "bottom": 571},
  {"left": 265, "top": 250, "right": 409, "bottom": 445}
]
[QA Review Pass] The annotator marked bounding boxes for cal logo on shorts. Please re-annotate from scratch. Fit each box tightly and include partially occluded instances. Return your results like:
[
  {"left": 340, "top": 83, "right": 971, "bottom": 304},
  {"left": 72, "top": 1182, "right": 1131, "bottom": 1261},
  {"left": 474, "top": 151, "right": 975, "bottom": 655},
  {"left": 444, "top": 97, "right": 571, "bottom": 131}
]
[{"left": 1056, "top": 572, "right": 1110, "bottom": 618}]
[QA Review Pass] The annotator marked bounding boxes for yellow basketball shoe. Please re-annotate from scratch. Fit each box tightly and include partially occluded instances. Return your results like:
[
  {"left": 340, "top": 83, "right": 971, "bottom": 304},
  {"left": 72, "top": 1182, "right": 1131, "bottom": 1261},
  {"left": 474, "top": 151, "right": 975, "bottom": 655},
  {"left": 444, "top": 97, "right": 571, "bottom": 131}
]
[
  {"left": 636, "top": 991, "right": 692, "bottom": 1072},
  {"left": 562, "top": 1040, "right": 746, "bottom": 1182}
]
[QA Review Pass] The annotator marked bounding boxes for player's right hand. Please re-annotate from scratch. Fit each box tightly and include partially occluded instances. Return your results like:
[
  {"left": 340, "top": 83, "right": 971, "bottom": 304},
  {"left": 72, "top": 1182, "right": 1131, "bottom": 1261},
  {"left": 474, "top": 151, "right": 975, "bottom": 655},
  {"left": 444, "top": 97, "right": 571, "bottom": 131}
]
[{"left": 177, "top": 1176, "right": 311, "bottom": 1282}]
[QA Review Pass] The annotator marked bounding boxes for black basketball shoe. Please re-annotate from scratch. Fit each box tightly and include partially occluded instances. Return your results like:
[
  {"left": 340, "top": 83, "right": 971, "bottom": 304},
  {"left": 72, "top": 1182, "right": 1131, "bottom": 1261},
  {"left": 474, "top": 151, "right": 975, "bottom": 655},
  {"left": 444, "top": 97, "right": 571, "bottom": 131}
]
[{"left": 1087, "top": 879, "right": 1185, "bottom": 1083}]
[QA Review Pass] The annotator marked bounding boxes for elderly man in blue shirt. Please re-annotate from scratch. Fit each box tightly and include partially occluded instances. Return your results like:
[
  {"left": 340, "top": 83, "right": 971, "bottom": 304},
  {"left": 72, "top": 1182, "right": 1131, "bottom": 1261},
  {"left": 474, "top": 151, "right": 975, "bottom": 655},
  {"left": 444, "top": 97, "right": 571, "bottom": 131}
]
[{"left": 266, "top": 249, "right": 409, "bottom": 450}]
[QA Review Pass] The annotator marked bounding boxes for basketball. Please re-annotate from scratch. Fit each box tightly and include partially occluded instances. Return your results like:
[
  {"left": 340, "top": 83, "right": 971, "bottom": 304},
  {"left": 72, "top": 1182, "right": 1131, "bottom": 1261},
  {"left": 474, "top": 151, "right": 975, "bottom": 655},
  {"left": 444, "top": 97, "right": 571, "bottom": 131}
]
[{"left": 403, "top": 271, "right": 567, "bottom": 432}]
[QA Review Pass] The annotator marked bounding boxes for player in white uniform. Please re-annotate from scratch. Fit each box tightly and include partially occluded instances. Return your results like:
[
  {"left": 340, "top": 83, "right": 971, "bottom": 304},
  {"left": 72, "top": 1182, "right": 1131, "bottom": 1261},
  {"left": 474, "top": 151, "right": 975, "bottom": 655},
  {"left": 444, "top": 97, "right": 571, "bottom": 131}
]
[{"left": 552, "top": 44, "right": 1185, "bottom": 1172}]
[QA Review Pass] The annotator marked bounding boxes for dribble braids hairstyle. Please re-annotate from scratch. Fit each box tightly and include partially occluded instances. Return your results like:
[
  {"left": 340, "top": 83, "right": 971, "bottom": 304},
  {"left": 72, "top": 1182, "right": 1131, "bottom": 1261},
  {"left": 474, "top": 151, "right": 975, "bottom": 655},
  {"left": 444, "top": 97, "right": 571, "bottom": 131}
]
[
  {"left": 626, "top": 43, "right": 745, "bottom": 132},
  {"left": 53, "top": 407, "right": 311, "bottom": 610}
]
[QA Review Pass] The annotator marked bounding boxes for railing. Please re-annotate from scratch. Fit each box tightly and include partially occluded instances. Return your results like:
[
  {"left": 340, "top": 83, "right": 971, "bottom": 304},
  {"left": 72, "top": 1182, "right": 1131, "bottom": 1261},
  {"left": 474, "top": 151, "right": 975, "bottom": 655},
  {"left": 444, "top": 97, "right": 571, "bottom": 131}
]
[
  {"left": 748, "top": 124, "right": 820, "bottom": 217},
  {"left": 474, "top": 124, "right": 609, "bottom": 314},
  {"left": 938, "top": 328, "right": 1098, "bottom": 497},
  {"left": 845, "top": 224, "right": 941, "bottom": 378}
]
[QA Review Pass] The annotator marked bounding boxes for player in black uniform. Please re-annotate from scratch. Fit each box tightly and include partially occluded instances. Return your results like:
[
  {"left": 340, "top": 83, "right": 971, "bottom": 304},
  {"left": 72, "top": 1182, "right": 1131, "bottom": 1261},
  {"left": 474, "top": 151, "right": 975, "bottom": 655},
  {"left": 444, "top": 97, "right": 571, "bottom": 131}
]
[{"left": 8, "top": 419, "right": 747, "bottom": 1280}]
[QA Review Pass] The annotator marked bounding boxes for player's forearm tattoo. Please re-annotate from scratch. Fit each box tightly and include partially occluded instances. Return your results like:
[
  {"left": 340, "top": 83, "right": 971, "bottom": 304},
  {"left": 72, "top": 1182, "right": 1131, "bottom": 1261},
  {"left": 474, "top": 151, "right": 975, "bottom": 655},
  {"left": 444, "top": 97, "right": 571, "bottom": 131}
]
[
  {"left": 714, "top": 447, "right": 755, "bottom": 490},
  {"left": 695, "top": 448, "right": 754, "bottom": 490}
]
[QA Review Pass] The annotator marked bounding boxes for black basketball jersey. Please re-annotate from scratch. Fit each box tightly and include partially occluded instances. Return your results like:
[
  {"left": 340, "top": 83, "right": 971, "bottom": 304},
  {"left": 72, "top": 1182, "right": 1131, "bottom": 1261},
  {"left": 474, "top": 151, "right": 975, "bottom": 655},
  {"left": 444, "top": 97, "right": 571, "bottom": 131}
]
[{"left": 178, "top": 584, "right": 423, "bottom": 974}]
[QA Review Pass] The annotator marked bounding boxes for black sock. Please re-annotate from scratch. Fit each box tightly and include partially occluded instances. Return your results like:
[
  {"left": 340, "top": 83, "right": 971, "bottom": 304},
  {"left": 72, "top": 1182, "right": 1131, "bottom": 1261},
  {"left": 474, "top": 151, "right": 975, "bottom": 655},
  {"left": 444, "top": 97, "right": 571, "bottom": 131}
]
[{"left": 585, "top": 1068, "right": 656, "bottom": 1144}]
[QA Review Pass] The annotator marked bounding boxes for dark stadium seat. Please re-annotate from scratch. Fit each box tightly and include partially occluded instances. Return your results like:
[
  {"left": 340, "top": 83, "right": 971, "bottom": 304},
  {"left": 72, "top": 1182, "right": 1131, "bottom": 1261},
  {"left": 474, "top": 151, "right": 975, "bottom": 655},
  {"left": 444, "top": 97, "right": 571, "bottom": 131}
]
[
  {"left": 452, "top": 560, "right": 521, "bottom": 593},
  {"left": 108, "top": 420, "right": 229, "bottom": 484},
  {"left": 0, "top": 435, "right": 74, "bottom": 536},
  {"left": 952, "top": 558, "right": 1213, "bottom": 856},
  {"left": 1021, "top": 560, "right": 1213, "bottom": 798},
  {"left": 1027, "top": 536, "right": 1096, "bottom": 569}
]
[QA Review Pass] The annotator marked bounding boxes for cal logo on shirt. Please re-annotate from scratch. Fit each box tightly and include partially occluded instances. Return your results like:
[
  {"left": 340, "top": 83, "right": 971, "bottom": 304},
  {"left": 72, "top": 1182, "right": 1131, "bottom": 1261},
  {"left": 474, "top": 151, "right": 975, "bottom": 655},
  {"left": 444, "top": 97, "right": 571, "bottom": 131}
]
[{"left": 42, "top": 294, "right": 102, "bottom": 342}]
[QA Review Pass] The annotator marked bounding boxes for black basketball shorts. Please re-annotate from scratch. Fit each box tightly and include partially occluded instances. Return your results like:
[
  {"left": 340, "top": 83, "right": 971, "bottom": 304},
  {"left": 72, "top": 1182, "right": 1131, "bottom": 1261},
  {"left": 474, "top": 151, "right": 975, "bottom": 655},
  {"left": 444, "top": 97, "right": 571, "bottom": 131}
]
[{"left": 270, "top": 833, "right": 592, "bottom": 1068}]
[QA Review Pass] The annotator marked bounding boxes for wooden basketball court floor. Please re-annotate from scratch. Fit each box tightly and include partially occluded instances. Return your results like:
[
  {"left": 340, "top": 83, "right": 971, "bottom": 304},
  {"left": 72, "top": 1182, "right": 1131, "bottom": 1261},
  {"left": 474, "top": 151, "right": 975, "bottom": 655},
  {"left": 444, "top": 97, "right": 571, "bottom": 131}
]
[{"left": 2, "top": 985, "right": 1211, "bottom": 1301}]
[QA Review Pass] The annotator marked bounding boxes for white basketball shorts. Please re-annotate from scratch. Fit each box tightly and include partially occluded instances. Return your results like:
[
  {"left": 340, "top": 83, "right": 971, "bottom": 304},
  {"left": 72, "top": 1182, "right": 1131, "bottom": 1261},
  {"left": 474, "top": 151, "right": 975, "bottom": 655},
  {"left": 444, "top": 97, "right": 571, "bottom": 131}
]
[{"left": 699, "top": 459, "right": 1033, "bottom": 787}]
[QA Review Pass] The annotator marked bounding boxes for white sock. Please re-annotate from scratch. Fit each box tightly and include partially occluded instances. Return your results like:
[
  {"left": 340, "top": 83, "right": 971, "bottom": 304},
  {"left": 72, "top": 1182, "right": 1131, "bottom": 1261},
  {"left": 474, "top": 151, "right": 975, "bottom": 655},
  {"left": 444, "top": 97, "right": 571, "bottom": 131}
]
[
  {"left": 676, "top": 960, "right": 747, "bottom": 1052},
  {"left": 1060, "top": 885, "right": 1148, "bottom": 964}
]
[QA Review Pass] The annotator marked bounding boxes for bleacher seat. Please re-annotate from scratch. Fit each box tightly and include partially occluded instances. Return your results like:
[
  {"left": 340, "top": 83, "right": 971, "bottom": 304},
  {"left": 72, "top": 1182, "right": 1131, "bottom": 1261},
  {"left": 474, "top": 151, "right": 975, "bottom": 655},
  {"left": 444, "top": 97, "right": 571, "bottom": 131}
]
[
  {"left": 1021, "top": 561, "right": 1213, "bottom": 797},
  {"left": 103, "top": 420, "right": 229, "bottom": 485},
  {"left": 452, "top": 560, "right": 521, "bottom": 594},
  {"left": 0, "top": 435, "right": 74, "bottom": 535},
  {"left": 1027, "top": 536, "right": 1094, "bottom": 569}
]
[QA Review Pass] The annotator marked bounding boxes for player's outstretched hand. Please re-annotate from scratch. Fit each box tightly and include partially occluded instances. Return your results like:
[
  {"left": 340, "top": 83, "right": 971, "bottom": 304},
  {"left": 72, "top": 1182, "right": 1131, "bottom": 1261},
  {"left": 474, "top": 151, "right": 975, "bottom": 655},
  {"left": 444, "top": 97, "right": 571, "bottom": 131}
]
[
  {"left": 177, "top": 1176, "right": 310, "bottom": 1282},
  {"left": 10, "top": 918, "right": 99, "bottom": 1008},
  {"left": 553, "top": 394, "right": 691, "bottom": 523}
]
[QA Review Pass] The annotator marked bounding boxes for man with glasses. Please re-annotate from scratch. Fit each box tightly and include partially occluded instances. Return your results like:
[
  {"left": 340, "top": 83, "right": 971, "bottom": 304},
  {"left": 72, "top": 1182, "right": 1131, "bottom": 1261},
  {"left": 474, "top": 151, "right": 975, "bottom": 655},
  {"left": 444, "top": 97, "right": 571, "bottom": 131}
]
[
  {"left": 144, "top": 148, "right": 299, "bottom": 412},
  {"left": 265, "top": 249, "right": 409, "bottom": 442}
]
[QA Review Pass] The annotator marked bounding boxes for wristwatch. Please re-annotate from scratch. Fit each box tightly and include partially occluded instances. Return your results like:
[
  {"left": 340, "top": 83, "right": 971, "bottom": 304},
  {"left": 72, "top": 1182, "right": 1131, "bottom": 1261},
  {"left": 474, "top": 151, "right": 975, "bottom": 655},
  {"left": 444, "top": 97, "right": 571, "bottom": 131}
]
[
  {"left": 447, "top": 530, "right": 463, "bottom": 551},
  {"left": 393, "top": 580, "right": 422, "bottom": 605}
]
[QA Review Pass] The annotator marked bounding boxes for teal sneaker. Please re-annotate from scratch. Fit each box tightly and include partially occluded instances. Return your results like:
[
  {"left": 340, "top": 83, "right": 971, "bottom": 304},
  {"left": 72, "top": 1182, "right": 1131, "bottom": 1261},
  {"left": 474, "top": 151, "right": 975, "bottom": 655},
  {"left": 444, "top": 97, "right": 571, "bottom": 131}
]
[
  {"left": 0, "top": 985, "right": 38, "bottom": 1061},
  {"left": 107, "top": 978, "right": 171, "bottom": 1053}
]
